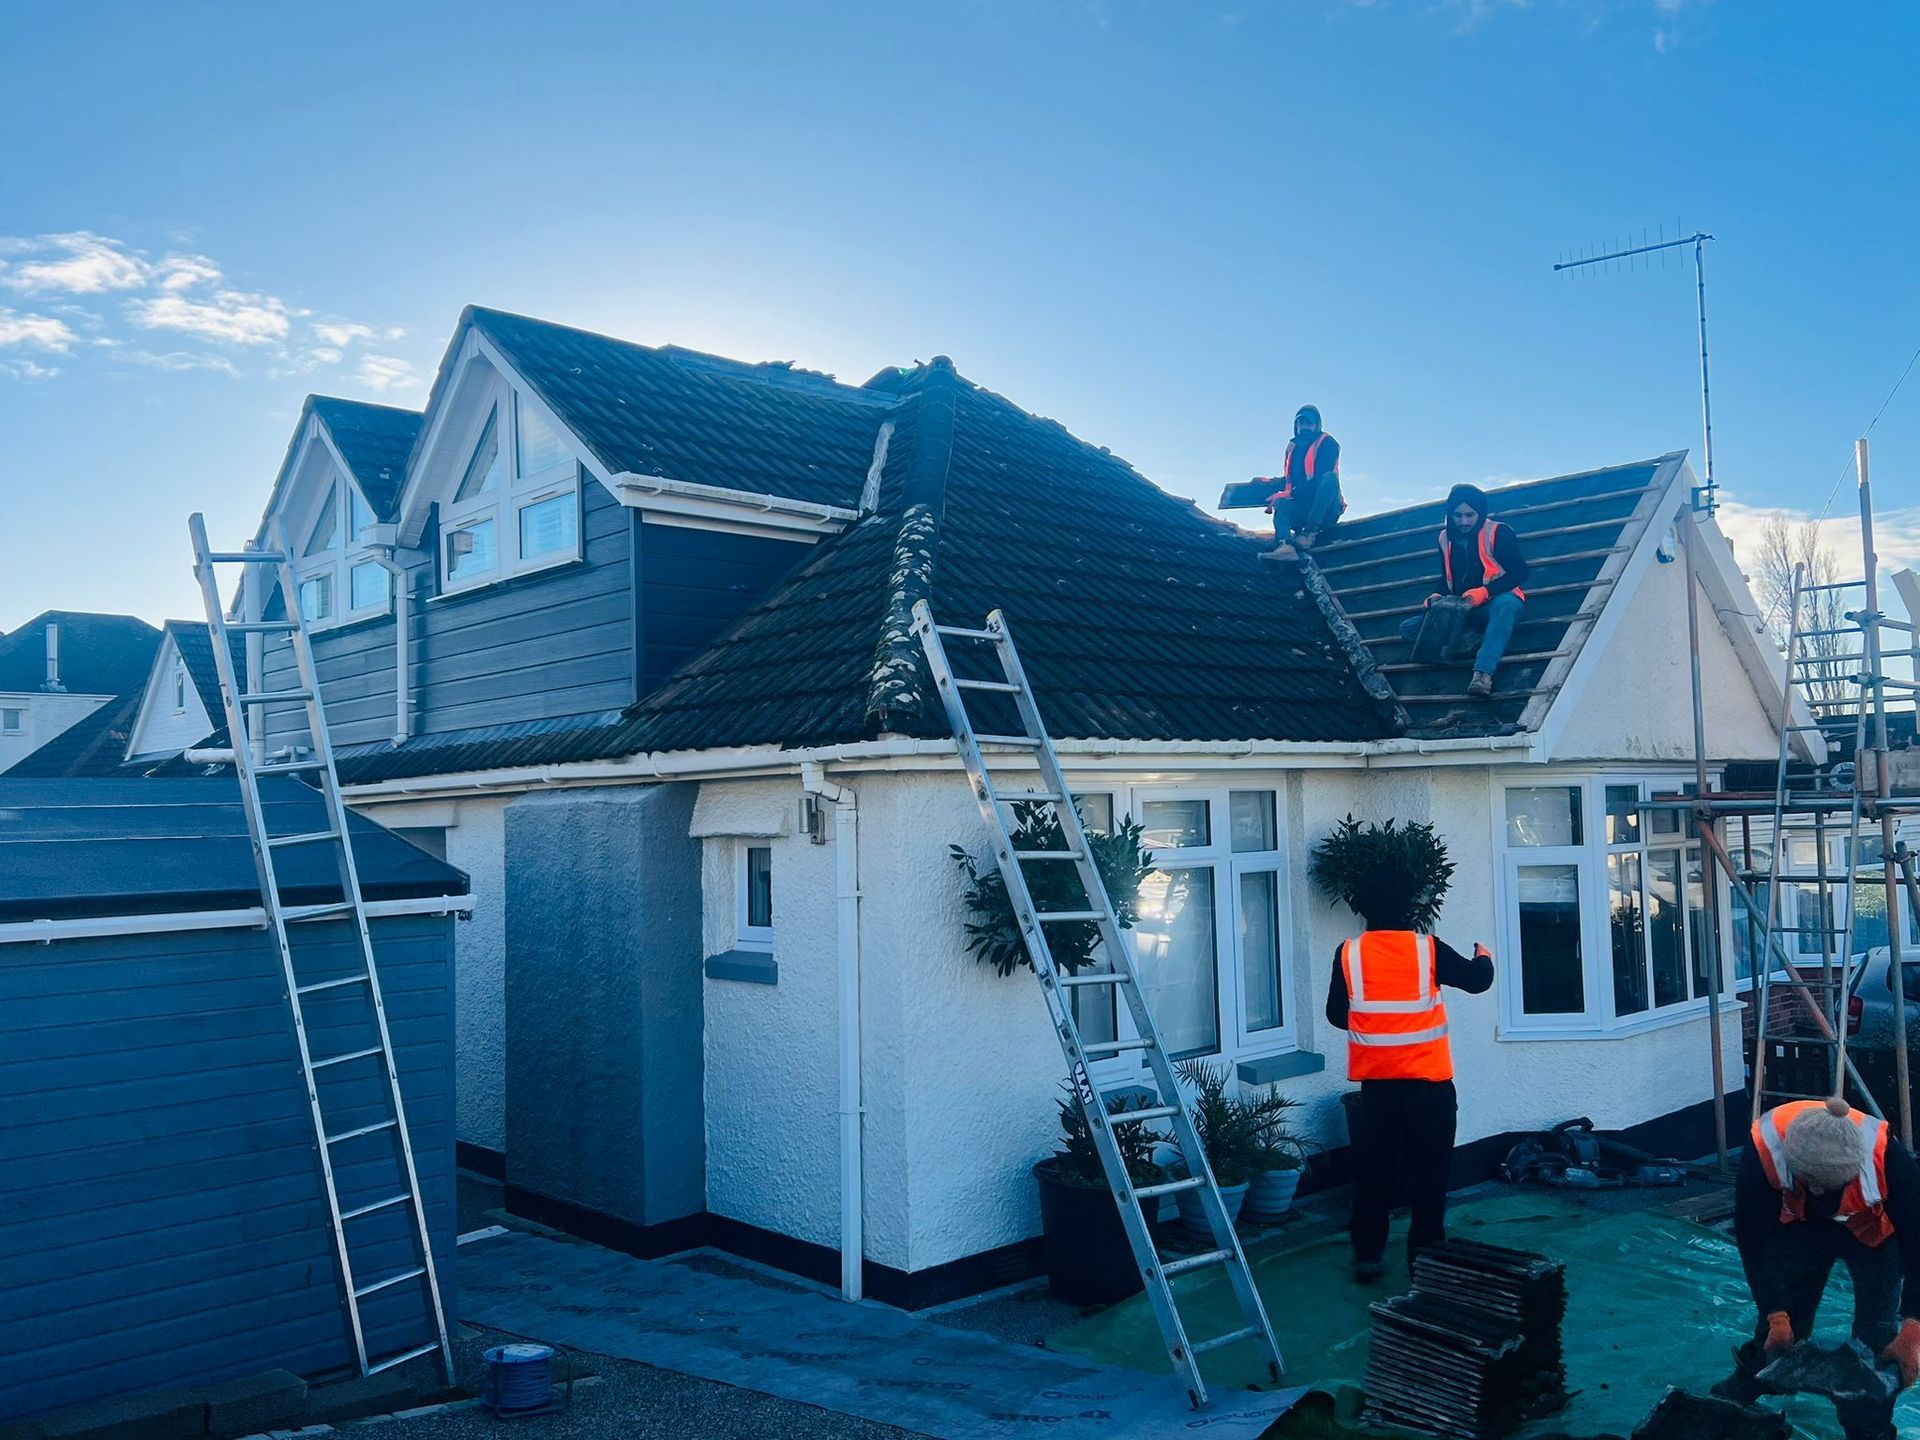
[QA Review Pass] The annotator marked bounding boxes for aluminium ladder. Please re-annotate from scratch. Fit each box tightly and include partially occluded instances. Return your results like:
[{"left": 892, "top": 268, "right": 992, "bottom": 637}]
[
  {"left": 189, "top": 513, "right": 455, "bottom": 1385},
  {"left": 911, "top": 600, "right": 1283, "bottom": 1408}
]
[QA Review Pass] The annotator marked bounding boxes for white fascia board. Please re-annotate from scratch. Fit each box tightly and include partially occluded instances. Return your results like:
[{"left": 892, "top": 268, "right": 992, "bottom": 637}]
[
  {"left": 1532, "top": 452, "right": 1690, "bottom": 759},
  {"left": 0, "top": 892, "right": 474, "bottom": 947},
  {"left": 123, "top": 628, "right": 185, "bottom": 764},
  {"left": 612, "top": 476, "right": 855, "bottom": 537}
]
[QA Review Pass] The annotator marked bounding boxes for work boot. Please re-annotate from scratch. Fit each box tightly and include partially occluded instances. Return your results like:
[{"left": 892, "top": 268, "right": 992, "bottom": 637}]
[
  {"left": 1261, "top": 542, "right": 1300, "bottom": 564},
  {"left": 1468, "top": 671, "right": 1495, "bottom": 699},
  {"left": 1353, "top": 1257, "right": 1387, "bottom": 1283},
  {"left": 1708, "top": 1342, "right": 1767, "bottom": 1407}
]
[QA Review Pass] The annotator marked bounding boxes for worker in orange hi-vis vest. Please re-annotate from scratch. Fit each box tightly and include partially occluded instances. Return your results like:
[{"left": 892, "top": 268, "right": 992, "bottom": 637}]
[
  {"left": 1256, "top": 404, "right": 1346, "bottom": 561},
  {"left": 1713, "top": 1097, "right": 1920, "bottom": 1440},
  {"left": 1323, "top": 862, "right": 1492, "bottom": 1283}
]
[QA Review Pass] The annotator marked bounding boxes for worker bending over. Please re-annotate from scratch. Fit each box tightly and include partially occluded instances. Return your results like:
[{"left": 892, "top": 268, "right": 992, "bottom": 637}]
[
  {"left": 1719, "top": 1097, "right": 1920, "bottom": 1440},
  {"left": 1259, "top": 404, "right": 1345, "bottom": 559},
  {"left": 1399, "top": 483, "right": 1529, "bottom": 699},
  {"left": 1324, "top": 862, "right": 1492, "bottom": 1281}
]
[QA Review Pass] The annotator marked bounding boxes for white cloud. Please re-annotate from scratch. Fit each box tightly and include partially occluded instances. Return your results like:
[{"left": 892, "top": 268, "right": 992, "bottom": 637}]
[
  {"left": 313, "top": 320, "right": 376, "bottom": 347},
  {"left": 355, "top": 354, "right": 421, "bottom": 392},
  {"left": 1, "top": 358, "right": 60, "bottom": 381},
  {"left": 0, "top": 231, "right": 148, "bottom": 294},
  {"left": 308, "top": 346, "right": 344, "bottom": 366},
  {"left": 1653, "top": 27, "right": 1676, "bottom": 51},
  {"left": 153, "top": 254, "right": 222, "bottom": 291},
  {"left": 130, "top": 288, "right": 291, "bottom": 344},
  {"left": 0, "top": 309, "right": 76, "bottom": 350},
  {"left": 120, "top": 349, "right": 241, "bottom": 376},
  {"left": 1716, "top": 496, "right": 1920, "bottom": 592}
]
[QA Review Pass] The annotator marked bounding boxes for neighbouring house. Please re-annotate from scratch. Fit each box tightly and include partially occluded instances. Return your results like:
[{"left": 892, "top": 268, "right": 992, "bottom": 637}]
[
  {"left": 222, "top": 307, "right": 1803, "bottom": 1308},
  {"left": 0, "top": 777, "right": 468, "bottom": 1421},
  {"left": 0, "top": 611, "right": 160, "bottom": 774}
]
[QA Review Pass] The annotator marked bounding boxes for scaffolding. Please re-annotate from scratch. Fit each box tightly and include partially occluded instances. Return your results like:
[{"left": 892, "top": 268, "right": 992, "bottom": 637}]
[{"left": 1669, "top": 439, "right": 1920, "bottom": 1159}]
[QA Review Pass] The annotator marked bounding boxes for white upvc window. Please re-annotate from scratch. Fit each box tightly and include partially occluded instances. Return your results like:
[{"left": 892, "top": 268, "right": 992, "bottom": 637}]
[
  {"left": 292, "top": 467, "right": 391, "bottom": 629},
  {"left": 171, "top": 663, "right": 188, "bottom": 714},
  {"left": 738, "top": 843, "right": 774, "bottom": 951},
  {"left": 1066, "top": 786, "right": 1292, "bottom": 1069},
  {"left": 439, "top": 382, "right": 582, "bottom": 595},
  {"left": 1498, "top": 772, "right": 1725, "bottom": 1037},
  {"left": 1, "top": 707, "right": 22, "bottom": 735}
]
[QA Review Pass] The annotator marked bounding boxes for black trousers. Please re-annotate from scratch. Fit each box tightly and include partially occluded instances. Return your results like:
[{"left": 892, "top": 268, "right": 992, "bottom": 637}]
[{"left": 1349, "top": 1078, "right": 1458, "bottom": 1268}]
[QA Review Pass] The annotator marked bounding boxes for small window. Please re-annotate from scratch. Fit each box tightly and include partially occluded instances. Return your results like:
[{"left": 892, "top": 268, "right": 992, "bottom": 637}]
[
  {"left": 1140, "top": 798, "right": 1209, "bottom": 850},
  {"left": 1072, "top": 793, "right": 1114, "bottom": 837},
  {"left": 171, "top": 665, "right": 188, "bottom": 712},
  {"left": 297, "top": 572, "right": 334, "bottom": 622},
  {"left": 518, "top": 491, "right": 579, "bottom": 560},
  {"left": 303, "top": 489, "right": 338, "bottom": 556},
  {"left": 515, "top": 392, "right": 571, "bottom": 476},
  {"left": 741, "top": 844, "right": 774, "bottom": 946},
  {"left": 1239, "top": 870, "right": 1283, "bottom": 1033},
  {"left": 455, "top": 410, "right": 502, "bottom": 501},
  {"left": 1, "top": 708, "right": 22, "bottom": 734},
  {"left": 1229, "top": 791, "right": 1277, "bottom": 853},
  {"left": 1508, "top": 786, "right": 1583, "bottom": 848},
  {"left": 1134, "top": 865, "right": 1220, "bottom": 1057},
  {"left": 348, "top": 487, "right": 377, "bottom": 542},
  {"left": 445, "top": 518, "right": 498, "bottom": 583},
  {"left": 1605, "top": 784, "right": 1641, "bottom": 845},
  {"left": 349, "top": 560, "right": 390, "bottom": 612}
]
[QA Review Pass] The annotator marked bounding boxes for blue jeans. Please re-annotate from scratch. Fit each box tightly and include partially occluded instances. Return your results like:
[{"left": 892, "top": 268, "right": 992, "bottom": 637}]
[{"left": 1399, "top": 592, "right": 1524, "bottom": 673}]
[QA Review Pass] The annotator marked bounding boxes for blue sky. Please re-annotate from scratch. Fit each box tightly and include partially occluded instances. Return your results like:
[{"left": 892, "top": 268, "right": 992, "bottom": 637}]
[{"left": 3, "top": 0, "right": 1917, "bottom": 631}]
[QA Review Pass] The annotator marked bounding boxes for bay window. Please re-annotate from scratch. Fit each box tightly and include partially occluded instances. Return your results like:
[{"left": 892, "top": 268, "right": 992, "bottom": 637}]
[{"left": 438, "top": 380, "right": 582, "bottom": 594}]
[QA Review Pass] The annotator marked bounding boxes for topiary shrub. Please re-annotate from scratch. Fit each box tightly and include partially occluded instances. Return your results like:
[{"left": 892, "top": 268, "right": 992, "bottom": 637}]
[{"left": 1307, "top": 814, "right": 1455, "bottom": 932}]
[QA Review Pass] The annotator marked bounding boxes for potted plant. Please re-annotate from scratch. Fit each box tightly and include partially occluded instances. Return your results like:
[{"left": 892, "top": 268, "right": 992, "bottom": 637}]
[
  {"left": 1168, "top": 1059, "right": 1259, "bottom": 1240},
  {"left": 1242, "top": 1087, "right": 1316, "bottom": 1224},
  {"left": 1032, "top": 1085, "right": 1167, "bottom": 1304}
]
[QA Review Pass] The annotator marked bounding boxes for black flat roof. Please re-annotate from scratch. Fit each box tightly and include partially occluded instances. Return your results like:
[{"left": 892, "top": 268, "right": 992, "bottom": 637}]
[{"left": 0, "top": 777, "right": 468, "bottom": 922}]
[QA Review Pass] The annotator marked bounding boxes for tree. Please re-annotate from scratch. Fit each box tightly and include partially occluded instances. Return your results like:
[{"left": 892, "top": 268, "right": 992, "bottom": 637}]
[{"left": 1750, "top": 516, "right": 1854, "bottom": 707}]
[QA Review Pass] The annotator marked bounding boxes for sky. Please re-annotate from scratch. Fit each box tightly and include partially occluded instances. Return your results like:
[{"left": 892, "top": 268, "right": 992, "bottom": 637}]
[{"left": 3, "top": 0, "right": 1918, "bottom": 632}]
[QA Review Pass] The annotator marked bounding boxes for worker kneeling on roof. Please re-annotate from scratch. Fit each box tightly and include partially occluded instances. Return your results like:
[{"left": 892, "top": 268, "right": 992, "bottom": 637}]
[
  {"left": 1398, "top": 483, "right": 1529, "bottom": 700},
  {"left": 1322, "top": 856, "right": 1492, "bottom": 1283},
  {"left": 1258, "top": 404, "right": 1345, "bottom": 559},
  {"left": 1716, "top": 1096, "right": 1920, "bottom": 1439}
]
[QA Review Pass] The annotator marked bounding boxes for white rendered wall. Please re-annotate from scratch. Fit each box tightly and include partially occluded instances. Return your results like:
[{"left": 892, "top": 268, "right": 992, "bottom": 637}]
[
  {"left": 1550, "top": 548, "right": 1779, "bottom": 764},
  {"left": 0, "top": 692, "right": 110, "bottom": 773}
]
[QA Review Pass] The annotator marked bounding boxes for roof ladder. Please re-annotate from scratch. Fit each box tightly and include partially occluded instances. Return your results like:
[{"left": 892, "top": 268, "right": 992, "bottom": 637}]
[
  {"left": 187, "top": 513, "right": 454, "bottom": 1386},
  {"left": 911, "top": 600, "right": 1284, "bottom": 1409}
]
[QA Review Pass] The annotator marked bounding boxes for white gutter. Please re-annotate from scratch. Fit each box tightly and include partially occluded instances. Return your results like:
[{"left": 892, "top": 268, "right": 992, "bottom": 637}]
[
  {"left": 801, "top": 760, "right": 864, "bottom": 1302},
  {"left": 610, "top": 472, "right": 858, "bottom": 525},
  {"left": 0, "top": 892, "right": 474, "bottom": 947}
]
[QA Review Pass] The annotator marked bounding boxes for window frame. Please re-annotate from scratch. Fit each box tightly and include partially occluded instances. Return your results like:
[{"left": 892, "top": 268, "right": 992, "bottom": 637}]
[
  {"left": 1496, "top": 769, "right": 1730, "bottom": 1040},
  {"left": 171, "top": 662, "right": 188, "bottom": 714},
  {"left": 437, "top": 375, "right": 583, "bottom": 597},
  {"left": 737, "top": 842, "right": 775, "bottom": 952},
  {"left": 0, "top": 706, "right": 23, "bottom": 736},
  {"left": 1069, "top": 784, "right": 1295, "bottom": 1079},
  {"left": 291, "top": 463, "right": 391, "bottom": 630}
]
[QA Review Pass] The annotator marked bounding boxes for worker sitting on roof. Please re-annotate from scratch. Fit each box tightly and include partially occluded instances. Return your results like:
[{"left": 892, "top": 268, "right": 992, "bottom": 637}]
[
  {"left": 1397, "top": 483, "right": 1529, "bottom": 700},
  {"left": 1715, "top": 1097, "right": 1920, "bottom": 1440},
  {"left": 1257, "top": 405, "right": 1346, "bottom": 561}
]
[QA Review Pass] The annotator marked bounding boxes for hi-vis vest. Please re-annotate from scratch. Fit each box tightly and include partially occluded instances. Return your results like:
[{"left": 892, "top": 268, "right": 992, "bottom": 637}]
[
  {"left": 1340, "top": 931, "right": 1452, "bottom": 1082},
  {"left": 1438, "top": 519, "right": 1526, "bottom": 601},
  {"left": 1266, "top": 435, "right": 1346, "bottom": 508},
  {"left": 1751, "top": 1102, "right": 1894, "bottom": 1248}
]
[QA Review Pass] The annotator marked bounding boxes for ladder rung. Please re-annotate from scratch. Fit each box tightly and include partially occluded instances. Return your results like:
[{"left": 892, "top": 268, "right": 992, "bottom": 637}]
[
  {"left": 256, "top": 758, "right": 325, "bottom": 776},
  {"left": 367, "top": 1341, "right": 442, "bottom": 1376},
  {"left": 1764, "top": 1034, "right": 1839, "bottom": 1047},
  {"left": 297, "top": 973, "right": 370, "bottom": 995},
  {"left": 326, "top": 1119, "right": 398, "bottom": 1145},
  {"left": 311, "top": 1045, "right": 384, "bottom": 1070},
  {"left": 1084, "top": 1036, "right": 1154, "bottom": 1056},
  {"left": 935, "top": 624, "right": 1000, "bottom": 641},
  {"left": 974, "top": 734, "right": 1041, "bottom": 748},
  {"left": 1014, "top": 849, "right": 1081, "bottom": 860},
  {"left": 225, "top": 620, "right": 299, "bottom": 633},
  {"left": 1036, "top": 910, "right": 1105, "bottom": 923},
  {"left": 206, "top": 550, "right": 290, "bottom": 564},
  {"left": 998, "top": 791, "right": 1064, "bottom": 804},
  {"left": 1802, "top": 581, "right": 1865, "bottom": 593},
  {"left": 340, "top": 1192, "right": 413, "bottom": 1221},
  {"left": 954, "top": 678, "right": 1020, "bottom": 693},
  {"left": 1766, "top": 1089, "right": 1842, "bottom": 1103},
  {"left": 269, "top": 829, "right": 339, "bottom": 849},
  {"left": 354, "top": 1265, "right": 426, "bottom": 1299},
  {"left": 1191, "top": 1325, "right": 1262, "bottom": 1356},
  {"left": 1135, "top": 1176, "right": 1207, "bottom": 1200},
  {"left": 283, "top": 902, "right": 357, "bottom": 923},
  {"left": 1162, "top": 1249, "right": 1232, "bottom": 1278},
  {"left": 1113, "top": 1104, "right": 1178, "bottom": 1125},
  {"left": 239, "top": 688, "right": 312, "bottom": 705},
  {"left": 1058, "top": 971, "right": 1128, "bottom": 987}
]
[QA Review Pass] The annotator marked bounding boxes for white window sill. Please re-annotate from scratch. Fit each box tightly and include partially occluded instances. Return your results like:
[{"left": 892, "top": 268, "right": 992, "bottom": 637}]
[
  {"left": 432, "top": 549, "right": 583, "bottom": 601},
  {"left": 1500, "top": 994, "right": 1739, "bottom": 1042}
]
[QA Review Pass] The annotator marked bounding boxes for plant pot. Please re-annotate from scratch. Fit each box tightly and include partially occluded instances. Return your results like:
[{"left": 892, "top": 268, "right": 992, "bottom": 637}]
[
  {"left": 1174, "top": 1177, "right": 1248, "bottom": 1241},
  {"left": 1033, "top": 1160, "right": 1147, "bottom": 1306},
  {"left": 1242, "top": 1167, "right": 1304, "bottom": 1224}
]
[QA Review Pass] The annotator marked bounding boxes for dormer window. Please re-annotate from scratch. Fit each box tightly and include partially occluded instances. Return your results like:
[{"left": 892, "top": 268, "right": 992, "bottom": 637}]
[
  {"left": 438, "top": 382, "right": 581, "bottom": 595},
  {"left": 171, "top": 664, "right": 188, "bottom": 714},
  {"left": 290, "top": 452, "right": 391, "bottom": 630}
]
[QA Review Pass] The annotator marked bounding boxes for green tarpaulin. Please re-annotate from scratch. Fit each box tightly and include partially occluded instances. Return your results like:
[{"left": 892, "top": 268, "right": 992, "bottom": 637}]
[{"left": 1047, "top": 1193, "right": 1919, "bottom": 1438}]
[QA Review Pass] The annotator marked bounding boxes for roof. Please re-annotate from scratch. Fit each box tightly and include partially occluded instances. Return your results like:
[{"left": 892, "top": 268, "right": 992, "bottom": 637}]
[
  {"left": 0, "top": 777, "right": 468, "bottom": 921},
  {"left": 309, "top": 396, "right": 420, "bottom": 519},
  {"left": 443, "top": 307, "right": 894, "bottom": 510},
  {"left": 1309, "top": 454, "right": 1688, "bottom": 739},
  {"left": 2, "top": 693, "right": 143, "bottom": 778},
  {"left": 167, "top": 620, "right": 245, "bottom": 722},
  {"left": 0, "top": 611, "right": 160, "bottom": 696},
  {"left": 328, "top": 356, "right": 1397, "bottom": 783}
]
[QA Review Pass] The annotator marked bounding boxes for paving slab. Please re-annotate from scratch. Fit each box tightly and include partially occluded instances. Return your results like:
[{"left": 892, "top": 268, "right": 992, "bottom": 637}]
[
  {"left": 459, "top": 1228, "right": 1303, "bottom": 1440},
  {"left": 204, "top": 1371, "right": 308, "bottom": 1438}
]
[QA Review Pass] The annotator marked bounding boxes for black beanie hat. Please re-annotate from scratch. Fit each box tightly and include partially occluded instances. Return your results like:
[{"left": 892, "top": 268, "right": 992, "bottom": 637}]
[
  {"left": 1294, "top": 404, "right": 1321, "bottom": 429},
  {"left": 1446, "top": 483, "right": 1490, "bottom": 518}
]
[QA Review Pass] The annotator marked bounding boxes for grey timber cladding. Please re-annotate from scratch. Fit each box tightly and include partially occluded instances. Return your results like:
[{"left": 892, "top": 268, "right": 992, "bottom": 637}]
[
  {"left": 0, "top": 913, "right": 457, "bottom": 1421},
  {"left": 637, "top": 519, "right": 811, "bottom": 693}
]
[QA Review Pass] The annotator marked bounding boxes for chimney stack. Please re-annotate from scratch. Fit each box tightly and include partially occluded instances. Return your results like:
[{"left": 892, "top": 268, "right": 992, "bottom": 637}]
[{"left": 42, "top": 622, "right": 63, "bottom": 692}]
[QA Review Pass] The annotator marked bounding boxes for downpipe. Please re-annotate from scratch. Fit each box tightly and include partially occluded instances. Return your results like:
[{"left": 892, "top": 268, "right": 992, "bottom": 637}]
[{"left": 802, "top": 761, "right": 864, "bottom": 1301}]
